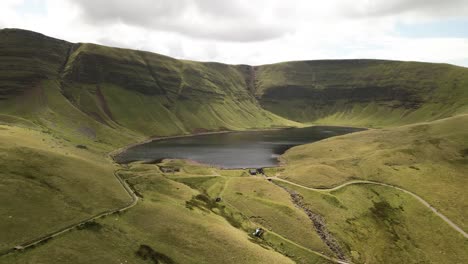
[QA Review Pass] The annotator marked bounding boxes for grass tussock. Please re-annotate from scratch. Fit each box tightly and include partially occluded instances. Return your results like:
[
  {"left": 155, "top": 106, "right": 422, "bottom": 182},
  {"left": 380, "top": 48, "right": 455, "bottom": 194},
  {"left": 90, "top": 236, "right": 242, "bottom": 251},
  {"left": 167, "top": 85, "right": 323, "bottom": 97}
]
[{"left": 136, "top": 245, "right": 175, "bottom": 264}]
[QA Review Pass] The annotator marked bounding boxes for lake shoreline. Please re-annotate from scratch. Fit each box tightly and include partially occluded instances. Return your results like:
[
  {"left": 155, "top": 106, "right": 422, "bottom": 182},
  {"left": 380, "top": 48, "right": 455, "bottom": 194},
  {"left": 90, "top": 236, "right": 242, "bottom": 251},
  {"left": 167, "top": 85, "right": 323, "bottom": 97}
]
[
  {"left": 112, "top": 125, "right": 367, "bottom": 167},
  {"left": 109, "top": 126, "right": 298, "bottom": 160}
]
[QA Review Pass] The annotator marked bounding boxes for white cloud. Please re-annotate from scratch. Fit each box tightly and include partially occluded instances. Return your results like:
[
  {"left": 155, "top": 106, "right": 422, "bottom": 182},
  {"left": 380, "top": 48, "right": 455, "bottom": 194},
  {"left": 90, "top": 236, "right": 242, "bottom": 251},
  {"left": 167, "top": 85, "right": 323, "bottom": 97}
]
[
  {"left": 73, "top": 0, "right": 291, "bottom": 42},
  {"left": 0, "top": 0, "right": 467, "bottom": 67},
  {"left": 340, "top": 0, "right": 468, "bottom": 18}
]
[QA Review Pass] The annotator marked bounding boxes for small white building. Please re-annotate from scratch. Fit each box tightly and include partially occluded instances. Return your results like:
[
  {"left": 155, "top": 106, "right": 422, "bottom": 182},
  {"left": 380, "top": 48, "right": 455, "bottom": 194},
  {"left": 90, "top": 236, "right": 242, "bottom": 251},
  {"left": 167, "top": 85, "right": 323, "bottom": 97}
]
[{"left": 253, "top": 228, "right": 264, "bottom": 237}]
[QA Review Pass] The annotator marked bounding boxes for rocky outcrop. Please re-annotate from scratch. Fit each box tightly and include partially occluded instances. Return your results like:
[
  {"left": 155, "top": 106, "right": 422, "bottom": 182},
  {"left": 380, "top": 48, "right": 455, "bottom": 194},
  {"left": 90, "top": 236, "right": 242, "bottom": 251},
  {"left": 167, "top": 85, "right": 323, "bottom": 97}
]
[
  {"left": 0, "top": 29, "right": 71, "bottom": 99},
  {"left": 273, "top": 182, "right": 348, "bottom": 261},
  {"left": 1, "top": 28, "right": 467, "bottom": 133},
  {"left": 255, "top": 59, "right": 467, "bottom": 124},
  {"left": 262, "top": 84, "right": 423, "bottom": 108},
  {"left": 64, "top": 50, "right": 166, "bottom": 95}
]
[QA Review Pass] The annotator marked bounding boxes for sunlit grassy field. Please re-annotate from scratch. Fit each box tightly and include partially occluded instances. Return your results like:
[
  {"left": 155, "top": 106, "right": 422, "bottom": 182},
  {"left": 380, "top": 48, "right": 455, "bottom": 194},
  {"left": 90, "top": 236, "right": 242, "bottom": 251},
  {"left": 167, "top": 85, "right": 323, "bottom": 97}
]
[
  {"left": 279, "top": 114, "right": 468, "bottom": 231},
  {"left": 274, "top": 181, "right": 468, "bottom": 264},
  {"left": 1, "top": 164, "right": 299, "bottom": 264},
  {"left": 0, "top": 125, "right": 130, "bottom": 250}
]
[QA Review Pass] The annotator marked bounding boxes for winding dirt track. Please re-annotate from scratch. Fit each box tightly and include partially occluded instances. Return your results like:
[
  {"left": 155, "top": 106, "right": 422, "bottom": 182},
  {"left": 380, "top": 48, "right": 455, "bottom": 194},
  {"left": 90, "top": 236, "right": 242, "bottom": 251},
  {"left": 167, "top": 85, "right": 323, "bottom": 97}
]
[
  {"left": 218, "top": 177, "right": 351, "bottom": 264},
  {"left": 2, "top": 170, "right": 465, "bottom": 262},
  {"left": 268, "top": 177, "right": 468, "bottom": 239},
  {"left": 0, "top": 170, "right": 138, "bottom": 257}
]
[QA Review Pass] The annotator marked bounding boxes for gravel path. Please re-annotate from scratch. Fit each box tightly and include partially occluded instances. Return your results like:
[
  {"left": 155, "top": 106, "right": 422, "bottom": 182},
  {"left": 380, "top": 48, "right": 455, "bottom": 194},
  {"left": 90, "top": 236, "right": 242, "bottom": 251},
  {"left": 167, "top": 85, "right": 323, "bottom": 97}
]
[
  {"left": 268, "top": 177, "right": 468, "bottom": 239},
  {"left": 0, "top": 169, "right": 139, "bottom": 256}
]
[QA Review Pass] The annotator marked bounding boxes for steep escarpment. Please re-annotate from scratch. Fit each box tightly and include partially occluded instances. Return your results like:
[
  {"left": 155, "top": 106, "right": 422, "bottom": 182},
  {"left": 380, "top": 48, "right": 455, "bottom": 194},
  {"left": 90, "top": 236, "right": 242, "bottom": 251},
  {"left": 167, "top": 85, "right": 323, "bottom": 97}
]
[
  {"left": 1, "top": 28, "right": 467, "bottom": 141},
  {"left": 60, "top": 43, "right": 293, "bottom": 136},
  {"left": 0, "top": 29, "right": 70, "bottom": 100},
  {"left": 1, "top": 28, "right": 468, "bottom": 264},
  {"left": 0, "top": 29, "right": 294, "bottom": 148},
  {"left": 256, "top": 60, "right": 468, "bottom": 127}
]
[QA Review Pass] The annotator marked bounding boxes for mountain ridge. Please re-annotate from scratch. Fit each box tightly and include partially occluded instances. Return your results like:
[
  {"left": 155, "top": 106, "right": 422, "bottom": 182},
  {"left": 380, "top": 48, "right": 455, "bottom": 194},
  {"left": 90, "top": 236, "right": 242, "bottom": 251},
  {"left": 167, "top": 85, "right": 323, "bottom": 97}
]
[
  {"left": 1, "top": 27, "right": 467, "bottom": 144},
  {"left": 1, "top": 28, "right": 467, "bottom": 264}
]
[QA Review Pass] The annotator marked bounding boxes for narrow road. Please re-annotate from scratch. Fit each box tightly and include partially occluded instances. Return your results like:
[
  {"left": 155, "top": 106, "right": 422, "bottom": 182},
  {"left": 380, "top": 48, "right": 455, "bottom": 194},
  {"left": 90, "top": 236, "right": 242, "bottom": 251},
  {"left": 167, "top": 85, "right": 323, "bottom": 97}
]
[
  {"left": 268, "top": 177, "right": 468, "bottom": 239},
  {"left": 0, "top": 169, "right": 138, "bottom": 257},
  {"left": 218, "top": 178, "right": 350, "bottom": 264}
]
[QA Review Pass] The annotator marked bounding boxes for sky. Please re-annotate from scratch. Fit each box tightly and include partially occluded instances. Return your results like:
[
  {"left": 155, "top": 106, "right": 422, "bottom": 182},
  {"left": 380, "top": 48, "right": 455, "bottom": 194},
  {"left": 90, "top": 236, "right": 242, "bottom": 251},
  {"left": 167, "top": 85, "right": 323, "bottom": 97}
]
[{"left": 1, "top": 0, "right": 468, "bottom": 67}]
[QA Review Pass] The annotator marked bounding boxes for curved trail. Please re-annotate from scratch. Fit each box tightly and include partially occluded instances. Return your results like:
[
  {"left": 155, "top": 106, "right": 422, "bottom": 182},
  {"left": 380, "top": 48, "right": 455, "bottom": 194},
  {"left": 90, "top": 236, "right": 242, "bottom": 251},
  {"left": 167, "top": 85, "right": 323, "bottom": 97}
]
[
  {"left": 0, "top": 170, "right": 138, "bottom": 257},
  {"left": 218, "top": 178, "right": 350, "bottom": 264},
  {"left": 2, "top": 170, "right": 465, "bottom": 261},
  {"left": 268, "top": 177, "right": 468, "bottom": 239}
]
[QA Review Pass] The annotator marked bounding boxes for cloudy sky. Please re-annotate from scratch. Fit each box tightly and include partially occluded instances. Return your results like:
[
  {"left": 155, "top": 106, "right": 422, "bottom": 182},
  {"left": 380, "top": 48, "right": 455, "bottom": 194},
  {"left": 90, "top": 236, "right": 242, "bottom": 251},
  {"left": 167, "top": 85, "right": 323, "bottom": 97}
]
[{"left": 1, "top": 0, "right": 468, "bottom": 66}]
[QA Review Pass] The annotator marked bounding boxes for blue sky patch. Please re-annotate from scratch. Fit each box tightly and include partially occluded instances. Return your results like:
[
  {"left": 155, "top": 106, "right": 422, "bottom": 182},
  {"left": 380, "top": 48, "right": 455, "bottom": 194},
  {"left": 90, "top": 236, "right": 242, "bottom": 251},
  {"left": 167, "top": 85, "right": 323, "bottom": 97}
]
[
  {"left": 397, "top": 18, "right": 468, "bottom": 38},
  {"left": 15, "top": 0, "right": 47, "bottom": 16}
]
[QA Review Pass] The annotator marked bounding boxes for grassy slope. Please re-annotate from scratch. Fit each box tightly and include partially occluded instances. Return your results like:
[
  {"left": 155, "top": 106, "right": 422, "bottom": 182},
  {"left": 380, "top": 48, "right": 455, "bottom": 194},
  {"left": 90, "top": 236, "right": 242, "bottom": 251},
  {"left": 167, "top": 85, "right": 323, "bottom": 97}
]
[
  {"left": 256, "top": 60, "right": 468, "bottom": 127},
  {"left": 1, "top": 28, "right": 467, "bottom": 263},
  {"left": 0, "top": 28, "right": 296, "bottom": 148},
  {"left": 1, "top": 163, "right": 299, "bottom": 264},
  {"left": 275, "top": 181, "right": 468, "bottom": 264},
  {"left": 221, "top": 177, "right": 332, "bottom": 255},
  {"left": 0, "top": 30, "right": 141, "bottom": 251},
  {"left": 279, "top": 114, "right": 468, "bottom": 231},
  {"left": 0, "top": 29, "right": 296, "bottom": 263},
  {"left": 60, "top": 42, "right": 296, "bottom": 137},
  {"left": 0, "top": 125, "right": 130, "bottom": 250},
  {"left": 142, "top": 160, "right": 334, "bottom": 263},
  {"left": 0, "top": 29, "right": 141, "bottom": 151},
  {"left": 5, "top": 156, "right": 465, "bottom": 264}
]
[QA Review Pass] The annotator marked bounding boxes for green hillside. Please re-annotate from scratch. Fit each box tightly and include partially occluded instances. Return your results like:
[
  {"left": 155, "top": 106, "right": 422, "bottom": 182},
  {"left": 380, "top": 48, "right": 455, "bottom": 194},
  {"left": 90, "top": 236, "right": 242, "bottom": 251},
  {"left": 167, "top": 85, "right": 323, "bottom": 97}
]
[
  {"left": 256, "top": 60, "right": 468, "bottom": 127},
  {"left": 2, "top": 28, "right": 467, "bottom": 138},
  {"left": 0, "top": 162, "right": 333, "bottom": 264},
  {"left": 0, "top": 28, "right": 467, "bottom": 264},
  {"left": 272, "top": 114, "right": 468, "bottom": 263},
  {"left": 279, "top": 113, "right": 468, "bottom": 227},
  {"left": 0, "top": 28, "right": 296, "bottom": 151},
  {"left": 0, "top": 125, "right": 131, "bottom": 251}
]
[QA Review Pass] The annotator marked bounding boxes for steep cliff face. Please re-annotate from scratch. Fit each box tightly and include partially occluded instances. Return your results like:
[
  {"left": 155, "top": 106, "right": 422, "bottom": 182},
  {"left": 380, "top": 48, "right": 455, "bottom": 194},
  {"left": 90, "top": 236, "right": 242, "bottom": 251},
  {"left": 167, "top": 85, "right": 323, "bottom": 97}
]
[
  {"left": 0, "top": 29, "right": 294, "bottom": 145},
  {"left": 64, "top": 45, "right": 167, "bottom": 95},
  {"left": 0, "top": 29, "right": 71, "bottom": 99},
  {"left": 255, "top": 60, "right": 468, "bottom": 126},
  {"left": 59, "top": 43, "right": 291, "bottom": 136},
  {"left": 1, "top": 28, "right": 467, "bottom": 139}
]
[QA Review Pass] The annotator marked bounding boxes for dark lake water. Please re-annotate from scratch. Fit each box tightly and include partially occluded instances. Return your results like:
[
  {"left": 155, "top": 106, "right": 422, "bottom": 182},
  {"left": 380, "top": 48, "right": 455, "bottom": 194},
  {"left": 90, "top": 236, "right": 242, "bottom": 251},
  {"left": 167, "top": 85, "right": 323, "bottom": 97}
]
[{"left": 114, "top": 126, "right": 364, "bottom": 168}]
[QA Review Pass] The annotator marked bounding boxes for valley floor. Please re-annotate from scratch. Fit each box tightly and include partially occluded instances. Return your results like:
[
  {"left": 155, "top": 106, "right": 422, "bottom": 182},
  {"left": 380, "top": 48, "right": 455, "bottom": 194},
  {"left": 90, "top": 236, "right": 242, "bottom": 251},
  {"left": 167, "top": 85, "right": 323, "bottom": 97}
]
[{"left": 1, "top": 115, "right": 467, "bottom": 264}]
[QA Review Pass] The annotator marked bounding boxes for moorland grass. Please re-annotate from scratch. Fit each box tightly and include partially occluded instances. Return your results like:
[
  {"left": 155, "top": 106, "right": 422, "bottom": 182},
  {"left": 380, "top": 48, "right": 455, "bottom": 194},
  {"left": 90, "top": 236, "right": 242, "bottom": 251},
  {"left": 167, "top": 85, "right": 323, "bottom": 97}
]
[
  {"left": 0, "top": 165, "right": 296, "bottom": 264},
  {"left": 0, "top": 29, "right": 467, "bottom": 264},
  {"left": 0, "top": 125, "right": 130, "bottom": 250},
  {"left": 280, "top": 114, "right": 468, "bottom": 231},
  {"left": 256, "top": 60, "right": 468, "bottom": 126},
  {"left": 274, "top": 181, "right": 468, "bottom": 264}
]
